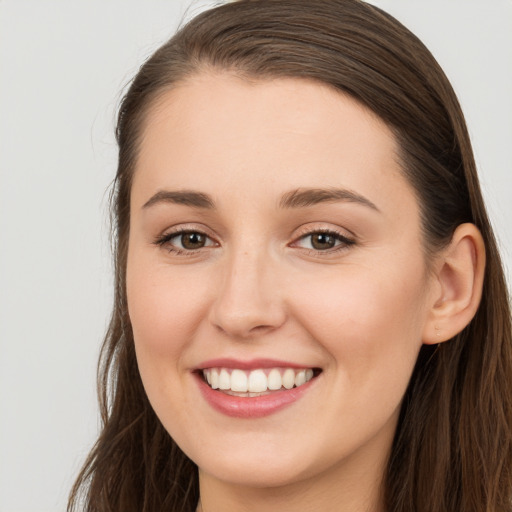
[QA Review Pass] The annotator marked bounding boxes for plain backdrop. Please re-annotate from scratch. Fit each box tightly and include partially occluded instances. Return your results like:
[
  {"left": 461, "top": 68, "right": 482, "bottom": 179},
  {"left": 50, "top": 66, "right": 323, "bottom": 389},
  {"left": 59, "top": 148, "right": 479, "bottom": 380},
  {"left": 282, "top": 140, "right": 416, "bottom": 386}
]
[{"left": 0, "top": 1, "right": 511, "bottom": 511}]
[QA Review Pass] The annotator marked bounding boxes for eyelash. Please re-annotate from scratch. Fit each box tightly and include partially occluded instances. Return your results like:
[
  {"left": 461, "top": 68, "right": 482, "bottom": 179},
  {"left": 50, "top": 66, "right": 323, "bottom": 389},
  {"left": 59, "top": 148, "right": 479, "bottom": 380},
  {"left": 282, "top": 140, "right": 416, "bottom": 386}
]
[
  {"left": 153, "top": 227, "right": 356, "bottom": 256},
  {"left": 292, "top": 228, "right": 355, "bottom": 255},
  {"left": 153, "top": 228, "right": 217, "bottom": 256}
]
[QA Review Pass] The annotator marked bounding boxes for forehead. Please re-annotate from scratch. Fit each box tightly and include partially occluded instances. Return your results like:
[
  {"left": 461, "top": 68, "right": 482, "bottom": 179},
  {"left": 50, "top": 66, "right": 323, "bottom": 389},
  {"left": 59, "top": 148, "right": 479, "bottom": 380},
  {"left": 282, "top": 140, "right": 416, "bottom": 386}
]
[{"left": 132, "top": 72, "right": 418, "bottom": 219}]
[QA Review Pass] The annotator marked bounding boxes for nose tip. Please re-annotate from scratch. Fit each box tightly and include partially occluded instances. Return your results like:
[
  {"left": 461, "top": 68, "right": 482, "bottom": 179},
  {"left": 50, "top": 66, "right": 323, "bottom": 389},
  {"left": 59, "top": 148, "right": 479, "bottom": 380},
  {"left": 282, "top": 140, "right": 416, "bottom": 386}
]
[
  {"left": 208, "top": 257, "right": 286, "bottom": 339},
  {"left": 212, "top": 306, "right": 283, "bottom": 339}
]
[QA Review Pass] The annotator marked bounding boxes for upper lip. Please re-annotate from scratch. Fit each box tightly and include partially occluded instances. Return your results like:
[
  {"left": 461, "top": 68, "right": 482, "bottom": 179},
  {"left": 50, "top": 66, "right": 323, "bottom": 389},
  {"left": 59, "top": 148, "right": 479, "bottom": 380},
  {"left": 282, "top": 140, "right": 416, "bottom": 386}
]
[{"left": 195, "top": 358, "right": 318, "bottom": 371}]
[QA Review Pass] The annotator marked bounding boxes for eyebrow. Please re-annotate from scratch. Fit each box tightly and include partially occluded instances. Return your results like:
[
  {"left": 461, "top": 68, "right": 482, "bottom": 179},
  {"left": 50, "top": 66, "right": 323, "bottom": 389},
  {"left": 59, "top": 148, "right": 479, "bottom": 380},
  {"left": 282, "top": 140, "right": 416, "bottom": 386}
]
[
  {"left": 142, "top": 190, "right": 215, "bottom": 209},
  {"left": 278, "top": 187, "right": 380, "bottom": 211},
  {"left": 142, "top": 187, "right": 379, "bottom": 212}
]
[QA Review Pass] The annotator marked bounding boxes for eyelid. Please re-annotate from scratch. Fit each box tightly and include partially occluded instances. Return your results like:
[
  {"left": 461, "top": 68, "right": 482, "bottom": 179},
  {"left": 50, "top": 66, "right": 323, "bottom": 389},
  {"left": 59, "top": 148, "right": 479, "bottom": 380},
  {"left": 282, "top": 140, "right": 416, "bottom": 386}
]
[
  {"left": 289, "top": 225, "right": 356, "bottom": 254},
  {"left": 152, "top": 223, "right": 356, "bottom": 256},
  {"left": 292, "top": 223, "right": 356, "bottom": 240},
  {"left": 153, "top": 224, "right": 219, "bottom": 253}
]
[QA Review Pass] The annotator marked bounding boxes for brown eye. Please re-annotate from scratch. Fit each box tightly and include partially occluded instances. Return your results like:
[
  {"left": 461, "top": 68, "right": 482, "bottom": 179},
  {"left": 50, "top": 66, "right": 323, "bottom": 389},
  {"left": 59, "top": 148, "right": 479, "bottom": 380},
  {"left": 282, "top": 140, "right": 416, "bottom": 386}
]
[
  {"left": 155, "top": 229, "right": 216, "bottom": 253},
  {"left": 180, "top": 232, "right": 207, "bottom": 250},
  {"left": 293, "top": 230, "right": 355, "bottom": 253},
  {"left": 309, "top": 233, "right": 337, "bottom": 250}
]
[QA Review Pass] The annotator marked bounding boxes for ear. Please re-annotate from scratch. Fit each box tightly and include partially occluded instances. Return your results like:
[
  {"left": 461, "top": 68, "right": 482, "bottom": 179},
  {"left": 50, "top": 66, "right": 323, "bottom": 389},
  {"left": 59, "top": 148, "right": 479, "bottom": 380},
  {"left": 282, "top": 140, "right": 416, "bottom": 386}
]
[{"left": 423, "top": 223, "right": 486, "bottom": 344}]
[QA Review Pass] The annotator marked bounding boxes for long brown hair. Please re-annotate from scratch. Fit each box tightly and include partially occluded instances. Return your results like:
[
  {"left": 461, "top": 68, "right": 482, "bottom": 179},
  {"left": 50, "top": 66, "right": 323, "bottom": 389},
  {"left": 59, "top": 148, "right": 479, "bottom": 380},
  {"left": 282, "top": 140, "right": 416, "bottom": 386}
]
[{"left": 68, "top": 1, "right": 512, "bottom": 510}]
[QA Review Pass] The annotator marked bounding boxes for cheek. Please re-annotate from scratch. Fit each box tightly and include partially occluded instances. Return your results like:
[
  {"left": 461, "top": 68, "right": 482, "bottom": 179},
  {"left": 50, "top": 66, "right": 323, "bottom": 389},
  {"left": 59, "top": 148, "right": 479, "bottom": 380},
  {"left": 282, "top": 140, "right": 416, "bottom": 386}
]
[
  {"left": 288, "top": 260, "right": 428, "bottom": 450},
  {"left": 291, "top": 259, "right": 427, "bottom": 378},
  {"left": 127, "top": 262, "right": 206, "bottom": 351},
  {"left": 126, "top": 252, "right": 214, "bottom": 406},
  {"left": 126, "top": 253, "right": 213, "bottom": 426}
]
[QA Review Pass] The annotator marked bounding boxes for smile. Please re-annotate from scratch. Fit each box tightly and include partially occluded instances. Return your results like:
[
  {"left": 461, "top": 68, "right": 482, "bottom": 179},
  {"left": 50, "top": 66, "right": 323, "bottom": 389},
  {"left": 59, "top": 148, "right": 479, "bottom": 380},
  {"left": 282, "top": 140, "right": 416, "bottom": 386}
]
[
  {"left": 202, "top": 367, "right": 316, "bottom": 396},
  {"left": 196, "top": 362, "right": 322, "bottom": 418}
]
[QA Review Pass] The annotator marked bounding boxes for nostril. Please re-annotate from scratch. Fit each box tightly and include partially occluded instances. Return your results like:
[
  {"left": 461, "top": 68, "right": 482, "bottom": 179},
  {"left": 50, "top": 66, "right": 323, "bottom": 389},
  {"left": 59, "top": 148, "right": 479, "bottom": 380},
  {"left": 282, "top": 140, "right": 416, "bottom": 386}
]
[
  {"left": 210, "top": 307, "right": 286, "bottom": 339},
  {"left": 208, "top": 265, "right": 287, "bottom": 338}
]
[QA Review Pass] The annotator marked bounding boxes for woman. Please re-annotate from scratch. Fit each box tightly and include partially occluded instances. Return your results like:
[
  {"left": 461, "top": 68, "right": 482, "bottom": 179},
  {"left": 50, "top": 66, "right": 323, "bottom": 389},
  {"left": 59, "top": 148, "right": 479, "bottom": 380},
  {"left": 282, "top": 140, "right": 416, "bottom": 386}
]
[{"left": 69, "top": 1, "right": 512, "bottom": 511}]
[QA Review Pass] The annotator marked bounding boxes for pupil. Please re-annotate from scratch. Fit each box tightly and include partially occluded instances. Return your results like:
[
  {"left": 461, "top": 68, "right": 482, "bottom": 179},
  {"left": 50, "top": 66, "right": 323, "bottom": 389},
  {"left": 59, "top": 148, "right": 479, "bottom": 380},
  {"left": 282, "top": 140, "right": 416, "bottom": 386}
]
[
  {"left": 312, "top": 233, "right": 335, "bottom": 250},
  {"left": 182, "top": 232, "right": 205, "bottom": 249}
]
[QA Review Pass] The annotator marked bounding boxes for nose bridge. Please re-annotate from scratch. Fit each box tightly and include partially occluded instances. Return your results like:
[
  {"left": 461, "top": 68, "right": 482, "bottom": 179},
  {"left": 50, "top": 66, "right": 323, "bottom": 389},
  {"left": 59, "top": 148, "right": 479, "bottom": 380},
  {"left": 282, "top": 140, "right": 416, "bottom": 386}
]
[{"left": 210, "top": 242, "right": 285, "bottom": 338}]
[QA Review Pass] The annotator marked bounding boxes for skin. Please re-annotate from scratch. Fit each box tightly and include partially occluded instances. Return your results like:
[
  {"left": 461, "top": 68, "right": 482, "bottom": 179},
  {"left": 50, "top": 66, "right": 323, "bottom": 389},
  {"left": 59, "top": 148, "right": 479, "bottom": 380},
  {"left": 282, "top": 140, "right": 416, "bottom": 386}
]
[{"left": 126, "top": 73, "right": 456, "bottom": 512}]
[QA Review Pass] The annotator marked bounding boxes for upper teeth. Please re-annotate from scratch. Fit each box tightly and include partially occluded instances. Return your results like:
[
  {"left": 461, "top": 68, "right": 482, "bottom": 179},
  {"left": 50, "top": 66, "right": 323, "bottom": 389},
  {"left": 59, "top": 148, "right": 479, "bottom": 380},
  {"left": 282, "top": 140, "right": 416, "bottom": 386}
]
[{"left": 202, "top": 368, "right": 315, "bottom": 393}]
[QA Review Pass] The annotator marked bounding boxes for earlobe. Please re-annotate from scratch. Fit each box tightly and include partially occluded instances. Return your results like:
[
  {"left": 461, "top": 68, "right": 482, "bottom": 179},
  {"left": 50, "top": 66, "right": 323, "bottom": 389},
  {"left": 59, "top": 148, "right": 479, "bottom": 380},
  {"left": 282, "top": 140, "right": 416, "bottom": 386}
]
[{"left": 423, "top": 223, "right": 486, "bottom": 345}]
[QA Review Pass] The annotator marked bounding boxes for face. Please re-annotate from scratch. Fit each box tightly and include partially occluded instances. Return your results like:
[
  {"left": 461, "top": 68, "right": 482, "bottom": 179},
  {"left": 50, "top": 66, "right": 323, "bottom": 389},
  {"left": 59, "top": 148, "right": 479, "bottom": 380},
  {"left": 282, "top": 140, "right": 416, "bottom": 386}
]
[{"left": 127, "top": 73, "right": 435, "bottom": 491}]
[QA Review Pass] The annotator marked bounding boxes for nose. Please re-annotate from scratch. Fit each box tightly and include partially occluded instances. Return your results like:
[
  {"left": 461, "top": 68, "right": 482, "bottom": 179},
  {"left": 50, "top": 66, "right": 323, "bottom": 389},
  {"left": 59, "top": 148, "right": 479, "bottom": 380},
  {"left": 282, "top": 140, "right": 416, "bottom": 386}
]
[{"left": 209, "top": 249, "right": 287, "bottom": 339}]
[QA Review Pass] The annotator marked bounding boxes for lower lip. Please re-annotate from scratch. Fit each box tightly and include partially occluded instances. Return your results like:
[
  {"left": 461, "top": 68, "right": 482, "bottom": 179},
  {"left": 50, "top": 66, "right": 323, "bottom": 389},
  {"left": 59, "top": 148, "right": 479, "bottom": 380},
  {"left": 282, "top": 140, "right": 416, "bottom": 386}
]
[{"left": 195, "top": 373, "right": 318, "bottom": 418}]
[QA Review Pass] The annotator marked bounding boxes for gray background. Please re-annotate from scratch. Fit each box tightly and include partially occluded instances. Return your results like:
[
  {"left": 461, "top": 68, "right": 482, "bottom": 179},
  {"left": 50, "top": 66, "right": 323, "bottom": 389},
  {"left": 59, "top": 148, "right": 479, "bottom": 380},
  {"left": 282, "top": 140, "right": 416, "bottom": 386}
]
[{"left": 1, "top": 1, "right": 511, "bottom": 510}]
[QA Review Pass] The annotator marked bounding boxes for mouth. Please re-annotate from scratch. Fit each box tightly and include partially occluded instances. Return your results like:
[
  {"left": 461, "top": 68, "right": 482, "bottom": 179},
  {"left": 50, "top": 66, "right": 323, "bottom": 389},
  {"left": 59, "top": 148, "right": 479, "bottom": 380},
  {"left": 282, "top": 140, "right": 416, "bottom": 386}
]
[
  {"left": 194, "top": 359, "right": 323, "bottom": 417},
  {"left": 201, "top": 367, "right": 321, "bottom": 397}
]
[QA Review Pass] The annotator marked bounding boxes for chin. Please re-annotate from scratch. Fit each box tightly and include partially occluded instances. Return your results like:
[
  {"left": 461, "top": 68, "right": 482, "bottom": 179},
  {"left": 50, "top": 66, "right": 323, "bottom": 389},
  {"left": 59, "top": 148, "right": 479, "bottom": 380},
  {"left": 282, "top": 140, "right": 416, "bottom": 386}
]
[
  {"left": 184, "top": 426, "right": 346, "bottom": 490},
  {"left": 198, "top": 455, "right": 313, "bottom": 489}
]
